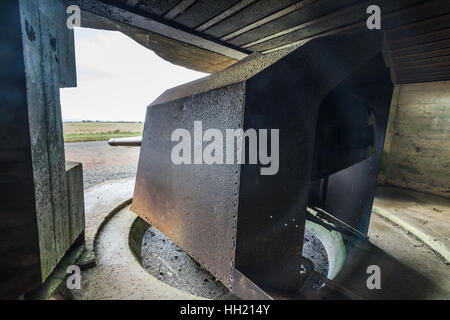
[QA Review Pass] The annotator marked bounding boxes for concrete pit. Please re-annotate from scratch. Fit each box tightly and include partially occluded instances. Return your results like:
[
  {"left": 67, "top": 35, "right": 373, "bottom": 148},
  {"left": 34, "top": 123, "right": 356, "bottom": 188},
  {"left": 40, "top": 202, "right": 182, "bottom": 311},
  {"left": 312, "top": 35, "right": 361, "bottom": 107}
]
[{"left": 136, "top": 219, "right": 341, "bottom": 299}]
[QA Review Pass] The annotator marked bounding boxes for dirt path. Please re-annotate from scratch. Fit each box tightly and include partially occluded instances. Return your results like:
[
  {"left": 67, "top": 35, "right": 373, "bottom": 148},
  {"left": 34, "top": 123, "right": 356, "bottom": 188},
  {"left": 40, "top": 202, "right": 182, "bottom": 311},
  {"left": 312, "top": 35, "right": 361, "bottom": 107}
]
[{"left": 64, "top": 141, "right": 140, "bottom": 189}]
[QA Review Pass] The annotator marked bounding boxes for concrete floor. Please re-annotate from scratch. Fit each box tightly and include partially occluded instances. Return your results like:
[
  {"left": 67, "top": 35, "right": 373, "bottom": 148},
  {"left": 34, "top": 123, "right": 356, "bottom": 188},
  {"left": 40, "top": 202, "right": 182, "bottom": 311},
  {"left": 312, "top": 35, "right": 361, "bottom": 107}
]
[
  {"left": 62, "top": 178, "right": 449, "bottom": 299},
  {"left": 373, "top": 186, "right": 449, "bottom": 262},
  {"left": 62, "top": 177, "right": 200, "bottom": 300},
  {"left": 83, "top": 178, "right": 135, "bottom": 260},
  {"left": 62, "top": 145, "right": 449, "bottom": 299},
  {"left": 68, "top": 205, "right": 200, "bottom": 300},
  {"left": 139, "top": 223, "right": 329, "bottom": 300},
  {"left": 369, "top": 214, "right": 449, "bottom": 299},
  {"left": 65, "top": 141, "right": 140, "bottom": 189},
  {"left": 141, "top": 225, "right": 235, "bottom": 299},
  {"left": 369, "top": 186, "right": 450, "bottom": 299}
]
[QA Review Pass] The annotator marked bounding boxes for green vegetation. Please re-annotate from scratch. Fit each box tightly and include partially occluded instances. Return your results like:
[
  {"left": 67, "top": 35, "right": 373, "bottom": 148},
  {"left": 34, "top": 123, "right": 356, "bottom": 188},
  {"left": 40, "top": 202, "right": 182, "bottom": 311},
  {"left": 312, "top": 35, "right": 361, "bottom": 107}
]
[
  {"left": 64, "top": 131, "right": 142, "bottom": 143},
  {"left": 63, "top": 122, "right": 144, "bottom": 143}
]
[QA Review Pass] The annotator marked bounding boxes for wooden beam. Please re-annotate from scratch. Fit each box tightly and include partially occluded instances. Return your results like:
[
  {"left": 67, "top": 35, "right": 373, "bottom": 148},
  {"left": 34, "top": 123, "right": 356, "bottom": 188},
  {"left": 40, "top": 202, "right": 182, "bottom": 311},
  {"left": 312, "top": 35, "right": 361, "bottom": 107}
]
[
  {"left": 397, "top": 74, "right": 450, "bottom": 83},
  {"left": 261, "top": 20, "right": 365, "bottom": 54},
  {"left": 247, "top": 0, "right": 425, "bottom": 53},
  {"left": 241, "top": 0, "right": 369, "bottom": 49},
  {"left": 202, "top": 0, "right": 302, "bottom": 39},
  {"left": 395, "top": 67, "right": 450, "bottom": 79},
  {"left": 74, "top": 0, "right": 249, "bottom": 60},
  {"left": 245, "top": 0, "right": 442, "bottom": 53},
  {"left": 386, "top": 13, "right": 450, "bottom": 41},
  {"left": 163, "top": 0, "right": 197, "bottom": 20},
  {"left": 66, "top": 162, "right": 85, "bottom": 245},
  {"left": 81, "top": 10, "right": 238, "bottom": 73},
  {"left": 396, "top": 71, "right": 450, "bottom": 83},
  {"left": 395, "top": 55, "right": 450, "bottom": 69},
  {"left": 220, "top": 0, "right": 319, "bottom": 41},
  {"left": 389, "top": 28, "right": 450, "bottom": 50},
  {"left": 392, "top": 47, "right": 450, "bottom": 63},
  {"left": 397, "top": 67, "right": 450, "bottom": 76},
  {"left": 397, "top": 72, "right": 450, "bottom": 83},
  {"left": 195, "top": 0, "right": 258, "bottom": 32},
  {"left": 391, "top": 38, "right": 450, "bottom": 57},
  {"left": 0, "top": 0, "right": 42, "bottom": 299}
]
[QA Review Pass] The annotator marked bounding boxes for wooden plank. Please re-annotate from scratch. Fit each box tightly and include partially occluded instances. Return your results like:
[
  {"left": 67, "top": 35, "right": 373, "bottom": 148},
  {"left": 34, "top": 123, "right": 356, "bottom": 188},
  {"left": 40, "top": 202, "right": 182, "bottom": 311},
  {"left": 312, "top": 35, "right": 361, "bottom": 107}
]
[
  {"left": 397, "top": 76, "right": 450, "bottom": 83},
  {"left": 395, "top": 70, "right": 450, "bottom": 83},
  {"left": 118, "top": 0, "right": 181, "bottom": 17},
  {"left": 204, "top": 0, "right": 301, "bottom": 39},
  {"left": 17, "top": 0, "right": 75, "bottom": 282},
  {"left": 74, "top": 0, "right": 248, "bottom": 60},
  {"left": 81, "top": 10, "right": 238, "bottom": 73},
  {"left": 163, "top": 0, "right": 197, "bottom": 20},
  {"left": 382, "top": 0, "right": 450, "bottom": 31},
  {"left": 398, "top": 73, "right": 450, "bottom": 81},
  {"left": 395, "top": 61, "right": 450, "bottom": 73},
  {"left": 0, "top": 0, "right": 42, "bottom": 299},
  {"left": 38, "top": 0, "right": 77, "bottom": 88},
  {"left": 228, "top": 0, "right": 361, "bottom": 47},
  {"left": 386, "top": 13, "right": 450, "bottom": 41},
  {"left": 173, "top": 0, "right": 243, "bottom": 29},
  {"left": 55, "top": 0, "right": 77, "bottom": 88},
  {"left": 396, "top": 62, "right": 450, "bottom": 74},
  {"left": 220, "top": 0, "right": 319, "bottom": 41},
  {"left": 392, "top": 47, "right": 450, "bottom": 63},
  {"left": 248, "top": 0, "right": 445, "bottom": 53},
  {"left": 66, "top": 162, "right": 85, "bottom": 244},
  {"left": 396, "top": 69, "right": 450, "bottom": 80},
  {"left": 19, "top": 0, "right": 58, "bottom": 282},
  {"left": 397, "top": 73, "right": 450, "bottom": 83},
  {"left": 395, "top": 55, "right": 450, "bottom": 68},
  {"left": 398, "top": 79, "right": 450, "bottom": 90},
  {"left": 0, "top": 0, "right": 79, "bottom": 298},
  {"left": 397, "top": 74, "right": 450, "bottom": 82},
  {"left": 389, "top": 28, "right": 450, "bottom": 51},
  {"left": 195, "top": 0, "right": 258, "bottom": 32},
  {"left": 391, "top": 38, "right": 450, "bottom": 57},
  {"left": 261, "top": 20, "right": 365, "bottom": 54},
  {"left": 38, "top": 0, "right": 71, "bottom": 266},
  {"left": 241, "top": 0, "right": 370, "bottom": 49},
  {"left": 246, "top": 0, "right": 426, "bottom": 52},
  {"left": 395, "top": 69, "right": 450, "bottom": 82}
]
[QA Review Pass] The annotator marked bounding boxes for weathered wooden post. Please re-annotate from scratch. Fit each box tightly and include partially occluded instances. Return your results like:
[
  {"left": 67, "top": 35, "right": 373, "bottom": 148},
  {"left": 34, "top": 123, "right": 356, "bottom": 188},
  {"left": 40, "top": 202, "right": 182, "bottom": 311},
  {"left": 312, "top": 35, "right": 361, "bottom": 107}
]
[{"left": 0, "top": 0, "right": 83, "bottom": 299}]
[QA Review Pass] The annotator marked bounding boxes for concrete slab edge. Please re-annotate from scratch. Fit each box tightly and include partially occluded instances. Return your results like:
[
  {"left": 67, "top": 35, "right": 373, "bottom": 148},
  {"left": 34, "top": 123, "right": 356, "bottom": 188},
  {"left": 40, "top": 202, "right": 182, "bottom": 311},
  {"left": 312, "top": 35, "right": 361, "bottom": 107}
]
[
  {"left": 108, "top": 207, "right": 204, "bottom": 300},
  {"left": 94, "top": 198, "right": 133, "bottom": 245},
  {"left": 85, "top": 198, "right": 133, "bottom": 261},
  {"left": 25, "top": 243, "right": 85, "bottom": 300},
  {"left": 373, "top": 207, "right": 450, "bottom": 263}
]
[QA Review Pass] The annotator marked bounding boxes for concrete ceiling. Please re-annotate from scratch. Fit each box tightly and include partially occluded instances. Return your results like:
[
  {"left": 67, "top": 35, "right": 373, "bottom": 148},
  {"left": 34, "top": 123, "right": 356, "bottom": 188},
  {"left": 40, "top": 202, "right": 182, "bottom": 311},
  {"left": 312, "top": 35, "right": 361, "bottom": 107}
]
[{"left": 75, "top": 0, "right": 450, "bottom": 83}]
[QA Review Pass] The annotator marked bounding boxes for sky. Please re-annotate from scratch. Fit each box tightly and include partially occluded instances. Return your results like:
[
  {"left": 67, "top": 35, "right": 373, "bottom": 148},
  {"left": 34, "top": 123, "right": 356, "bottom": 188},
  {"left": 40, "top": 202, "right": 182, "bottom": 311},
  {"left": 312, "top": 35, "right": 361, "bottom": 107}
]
[{"left": 60, "top": 27, "right": 207, "bottom": 122}]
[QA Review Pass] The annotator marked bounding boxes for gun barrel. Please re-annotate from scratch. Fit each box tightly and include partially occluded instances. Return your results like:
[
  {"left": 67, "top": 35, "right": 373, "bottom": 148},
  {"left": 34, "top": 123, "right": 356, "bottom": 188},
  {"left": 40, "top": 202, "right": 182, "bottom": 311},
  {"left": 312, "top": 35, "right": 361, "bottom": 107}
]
[{"left": 108, "top": 136, "right": 142, "bottom": 147}]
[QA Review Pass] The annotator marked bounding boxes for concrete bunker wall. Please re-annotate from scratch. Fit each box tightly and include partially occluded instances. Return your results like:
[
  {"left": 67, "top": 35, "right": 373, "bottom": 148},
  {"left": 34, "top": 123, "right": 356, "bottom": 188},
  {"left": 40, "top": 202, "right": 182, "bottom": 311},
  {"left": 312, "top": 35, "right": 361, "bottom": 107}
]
[{"left": 381, "top": 81, "right": 450, "bottom": 198}]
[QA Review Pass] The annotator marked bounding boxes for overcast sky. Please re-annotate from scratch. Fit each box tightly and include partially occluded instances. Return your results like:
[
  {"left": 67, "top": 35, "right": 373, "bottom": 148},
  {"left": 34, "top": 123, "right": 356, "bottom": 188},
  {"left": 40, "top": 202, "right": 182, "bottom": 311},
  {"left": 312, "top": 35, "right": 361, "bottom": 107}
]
[{"left": 60, "top": 27, "right": 207, "bottom": 122}]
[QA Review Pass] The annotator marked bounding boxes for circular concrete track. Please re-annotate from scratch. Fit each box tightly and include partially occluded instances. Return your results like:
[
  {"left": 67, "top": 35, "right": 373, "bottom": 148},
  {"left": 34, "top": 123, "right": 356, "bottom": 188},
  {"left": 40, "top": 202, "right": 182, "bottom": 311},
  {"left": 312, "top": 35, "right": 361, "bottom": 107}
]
[
  {"left": 66, "top": 179, "right": 449, "bottom": 300},
  {"left": 72, "top": 205, "right": 202, "bottom": 300}
]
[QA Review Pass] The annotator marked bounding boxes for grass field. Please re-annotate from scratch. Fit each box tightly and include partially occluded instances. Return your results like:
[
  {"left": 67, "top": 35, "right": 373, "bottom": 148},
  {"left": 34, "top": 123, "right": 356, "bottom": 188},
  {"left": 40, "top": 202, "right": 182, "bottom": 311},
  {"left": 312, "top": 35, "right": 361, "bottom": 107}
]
[{"left": 63, "top": 122, "right": 144, "bottom": 143}]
